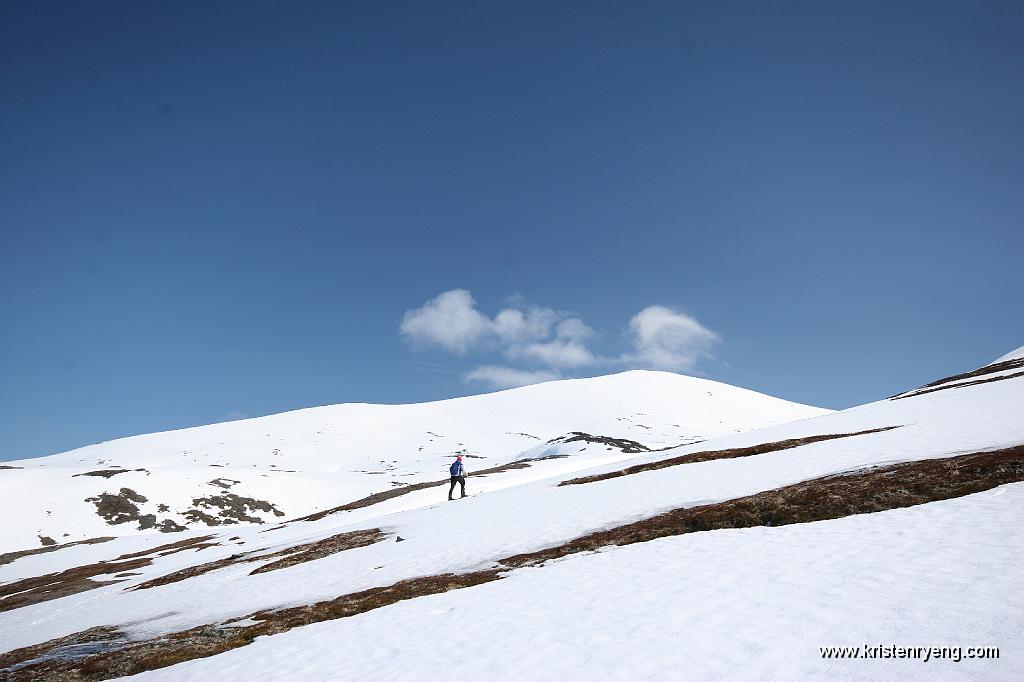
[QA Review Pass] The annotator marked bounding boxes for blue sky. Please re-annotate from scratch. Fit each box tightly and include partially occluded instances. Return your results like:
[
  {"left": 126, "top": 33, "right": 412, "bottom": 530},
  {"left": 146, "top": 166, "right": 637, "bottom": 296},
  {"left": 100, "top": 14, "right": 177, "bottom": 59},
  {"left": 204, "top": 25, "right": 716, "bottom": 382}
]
[{"left": 2, "top": 1, "right": 1022, "bottom": 461}]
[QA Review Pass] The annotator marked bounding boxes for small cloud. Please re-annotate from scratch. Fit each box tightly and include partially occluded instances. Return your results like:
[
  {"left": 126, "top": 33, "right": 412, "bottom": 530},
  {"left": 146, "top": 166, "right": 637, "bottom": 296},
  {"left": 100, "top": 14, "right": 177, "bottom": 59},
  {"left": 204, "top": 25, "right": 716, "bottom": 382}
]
[
  {"left": 400, "top": 289, "right": 493, "bottom": 353},
  {"left": 514, "top": 317, "right": 600, "bottom": 367},
  {"left": 622, "top": 305, "right": 718, "bottom": 371},
  {"left": 464, "top": 366, "right": 561, "bottom": 389},
  {"left": 516, "top": 340, "right": 598, "bottom": 368},
  {"left": 493, "top": 306, "right": 558, "bottom": 346},
  {"left": 555, "top": 318, "right": 594, "bottom": 341}
]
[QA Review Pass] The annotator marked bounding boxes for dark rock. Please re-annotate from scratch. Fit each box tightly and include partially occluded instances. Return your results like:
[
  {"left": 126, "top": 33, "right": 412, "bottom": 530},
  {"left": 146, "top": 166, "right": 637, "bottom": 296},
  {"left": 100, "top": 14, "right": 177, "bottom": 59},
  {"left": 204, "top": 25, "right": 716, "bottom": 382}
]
[
  {"left": 85, "top": 488, "right": 149, "bottom": 526},
  {"left": 546, "top": 432, "right": 650, "bottom": 453}
]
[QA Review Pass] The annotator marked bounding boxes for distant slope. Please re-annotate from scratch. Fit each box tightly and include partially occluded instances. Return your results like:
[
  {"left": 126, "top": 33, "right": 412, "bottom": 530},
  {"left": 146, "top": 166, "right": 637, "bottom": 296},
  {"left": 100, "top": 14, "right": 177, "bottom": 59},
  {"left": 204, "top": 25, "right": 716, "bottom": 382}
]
[{"left": 0, "top": 370, "right": 829, "bottom": 552}]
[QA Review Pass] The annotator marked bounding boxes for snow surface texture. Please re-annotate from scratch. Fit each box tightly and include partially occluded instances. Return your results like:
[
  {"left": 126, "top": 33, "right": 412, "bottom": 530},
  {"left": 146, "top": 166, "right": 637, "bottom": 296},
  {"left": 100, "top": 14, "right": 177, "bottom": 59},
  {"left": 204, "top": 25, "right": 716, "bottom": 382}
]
[
  {"left": 1, "top": 351, "right": 1021, "bottom": 681},
  {"left": 0, "top": 371, "right": 829, "bottom": 552},
  {"left": 127, "top": 485, "right": 1024, "bottom": 682}
]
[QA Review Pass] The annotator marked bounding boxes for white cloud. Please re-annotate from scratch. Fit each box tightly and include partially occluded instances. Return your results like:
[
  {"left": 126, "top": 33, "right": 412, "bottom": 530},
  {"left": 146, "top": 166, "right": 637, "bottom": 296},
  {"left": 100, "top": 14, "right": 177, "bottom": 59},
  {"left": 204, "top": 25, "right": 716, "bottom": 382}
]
[
  {"left": 464, "top": 365, "right": 561, "bottom": 389},
  {"left": 555, "top": 318, "right": 593, "bottom": 341},
  {"left": 401, "top": 291, "right": 720, "bottom": 384},
  {"left": 622, "top": 305, "right": 719, "bottom": 371},
  {"left": 401, "top": 291, "right": 599, "bottom": 370},
  {"left": 512, "top": 317, "right": 599, "bottom": 368},
  {"left": 493, "top": 306, "right": 558, "bottom": 346},
  {"left": 516, "top": 340, "right": 597, "bottom": 368},
  {"left": 399, "top": 289, "right": 493, "bottom": 353}
]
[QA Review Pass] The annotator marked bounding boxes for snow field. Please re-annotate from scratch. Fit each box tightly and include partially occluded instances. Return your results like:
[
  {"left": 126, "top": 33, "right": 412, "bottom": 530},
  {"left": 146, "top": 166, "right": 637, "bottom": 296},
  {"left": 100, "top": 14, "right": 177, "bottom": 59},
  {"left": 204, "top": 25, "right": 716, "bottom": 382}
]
[{"left": 124, "top": 483, "right": 1024, "bottom": 682}]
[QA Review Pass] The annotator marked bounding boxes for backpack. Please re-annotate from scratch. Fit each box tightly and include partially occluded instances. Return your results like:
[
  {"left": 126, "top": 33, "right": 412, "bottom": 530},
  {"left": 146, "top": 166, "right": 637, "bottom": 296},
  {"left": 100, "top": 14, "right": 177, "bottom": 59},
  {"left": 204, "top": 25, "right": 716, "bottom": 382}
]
[{"left": 450, "top": 461, "right": 463, "bottom": 477}]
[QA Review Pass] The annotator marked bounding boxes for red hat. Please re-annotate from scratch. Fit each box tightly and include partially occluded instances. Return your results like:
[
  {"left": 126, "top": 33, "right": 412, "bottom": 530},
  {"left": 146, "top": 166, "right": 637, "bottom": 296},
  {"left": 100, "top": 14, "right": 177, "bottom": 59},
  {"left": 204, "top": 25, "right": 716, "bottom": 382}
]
[{"left": 457, "top": 455, "right": 463, "bottom": 461}]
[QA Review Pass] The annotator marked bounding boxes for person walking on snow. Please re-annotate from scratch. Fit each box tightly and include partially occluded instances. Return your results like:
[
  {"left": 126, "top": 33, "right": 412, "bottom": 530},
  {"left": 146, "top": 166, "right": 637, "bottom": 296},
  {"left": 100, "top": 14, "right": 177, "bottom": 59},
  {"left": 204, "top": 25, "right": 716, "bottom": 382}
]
[{"left": 449, "top": 455, "right": 467, "bottom": 500}]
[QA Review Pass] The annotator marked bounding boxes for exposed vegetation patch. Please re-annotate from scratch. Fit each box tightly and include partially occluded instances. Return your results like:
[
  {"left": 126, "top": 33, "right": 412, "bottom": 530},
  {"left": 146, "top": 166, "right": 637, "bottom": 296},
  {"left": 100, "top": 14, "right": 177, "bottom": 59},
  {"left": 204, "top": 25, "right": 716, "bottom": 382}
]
[
  {"left": 249, "top": 529, "right": 386, "bottom": 574},
  {"left": 296, "top": 456, "right": 566, "bottom": 523},
  {"left": 37, "top": 536, "right": 57, "bottom": 547},
  {"left": 892, "top": 369, "right": 1024, "bottom": 400},
  {"left": 0, "top": 537, "right": 116, "bottom": 568},
  {"left": 114, "top": 535, "right": 218, "bottom": 561},
  {"left": 0, "top": 626, "right": 125, "bottom": 676},
  {"left": 1, "top": 538, "right": 223, "bottom": 609},
  {"left": 130, "top": 554, "right": 247, "bottom": 591},
  {"left": 75, "top": 469, "right": 129, "bottom": 479},
  {"left": 475, "top": 453, "right": 569, "bottom": 474},
  {"left": 0, "top": 465, "right": 24, "bottom": 470},
  {"left": 73, "top": 469, "right": 147, "bottom": 479},
  {"left": 208, "top": 478, "right": 240, "bottom": 490},
  {"left": 548, "top": 432, "right": 650, "bottom": 453},
  {"left": 0, "top": 571, "right": 500, "bottom": 680},
  {"left": 903, "top": 356, "right": 1024, "bottom": 393},
  {"left": 649, "top": 438, "right": 706, "bottom": 452},
  {"left": 182, "top": 509, "right": 221, "bottom": 526},
  {"left": 5, "top": 445, "right": 1023, "bottom": 679},
  {"left": 82, "top": 488, "right": 184, "bottom": 532},
  {"left": 157, "top": 519, "right": 187, "bottom": 533},
  {"left": 85, "top": 489, "right": 149, "bottom": 526},
  {"left": 560, "top": 427, "right": 901, "bottom": 486},
  {"left": 133, "top": 528, "right": 386, "bottom": 590},
  {"left": 509, "top": 445, "right": 1024, "bottom": 567},
  {"left": 183, "top": 493, "right": 284, "bottom": 526},
  {"left": 0, "top": 557, "right": 152, "bottom": 613}
]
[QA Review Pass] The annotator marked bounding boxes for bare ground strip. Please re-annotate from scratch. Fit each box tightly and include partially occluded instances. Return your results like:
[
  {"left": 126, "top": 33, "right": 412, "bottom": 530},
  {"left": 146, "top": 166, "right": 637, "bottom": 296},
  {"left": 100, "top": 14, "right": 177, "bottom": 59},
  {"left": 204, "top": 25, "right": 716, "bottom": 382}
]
[{"left": 559, "top": 426, "right": 900, "bottom": 486}]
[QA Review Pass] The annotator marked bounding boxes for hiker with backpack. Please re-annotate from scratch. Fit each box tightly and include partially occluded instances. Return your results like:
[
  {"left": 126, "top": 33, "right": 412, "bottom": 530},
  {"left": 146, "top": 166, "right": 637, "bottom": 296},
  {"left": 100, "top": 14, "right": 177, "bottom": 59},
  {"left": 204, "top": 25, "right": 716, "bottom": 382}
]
[{"left": 448, "top": 455, "right": 467, "bottom": 500}]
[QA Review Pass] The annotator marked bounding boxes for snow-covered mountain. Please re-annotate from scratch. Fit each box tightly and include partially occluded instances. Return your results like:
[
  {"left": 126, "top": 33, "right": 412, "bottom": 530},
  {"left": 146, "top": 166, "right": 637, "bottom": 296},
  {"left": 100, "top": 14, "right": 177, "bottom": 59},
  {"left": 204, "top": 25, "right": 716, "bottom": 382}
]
[
  {"left": 1, "top": 350, "right": 1021, "bottom": 681},
  {"left": 0, "top": 370, "right": 829, "bottom": 553}
]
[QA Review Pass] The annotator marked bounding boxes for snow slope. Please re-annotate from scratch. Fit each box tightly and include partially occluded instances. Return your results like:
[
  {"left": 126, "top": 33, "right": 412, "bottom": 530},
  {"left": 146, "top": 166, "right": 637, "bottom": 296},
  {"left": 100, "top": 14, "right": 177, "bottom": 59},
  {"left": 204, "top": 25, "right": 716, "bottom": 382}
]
[
  {"left": 0, "top": 371, "right": 829, "bottom": 553},
  {"left": 1, "top": 350, "right": 1021, "bottom": 681},
  {"left": 129, "top": 485, "right": 1024, "bottom": 682},
  {"left": 992, "top": 345, "right": 1024, "bottom": 363}
]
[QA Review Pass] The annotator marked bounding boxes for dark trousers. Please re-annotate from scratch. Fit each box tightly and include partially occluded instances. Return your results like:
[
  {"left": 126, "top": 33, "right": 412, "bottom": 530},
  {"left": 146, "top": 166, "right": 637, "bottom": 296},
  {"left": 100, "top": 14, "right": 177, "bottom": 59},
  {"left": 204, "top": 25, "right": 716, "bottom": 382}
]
[{"left": 448, "top": 475, "right": 466, "bottom": 499}]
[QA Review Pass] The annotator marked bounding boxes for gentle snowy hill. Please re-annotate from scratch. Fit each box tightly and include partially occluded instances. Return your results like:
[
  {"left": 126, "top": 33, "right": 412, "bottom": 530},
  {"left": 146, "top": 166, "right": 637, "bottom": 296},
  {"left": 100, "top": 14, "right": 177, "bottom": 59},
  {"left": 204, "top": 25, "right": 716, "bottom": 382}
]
[
  {"left": 1, "top": 350, "right": 1021, "bottom": 681},
  {"left": 0, "top": 371, "right": 829, "bottom": 553}
]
